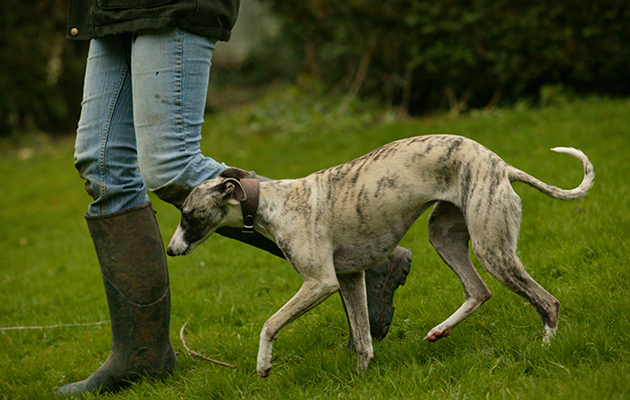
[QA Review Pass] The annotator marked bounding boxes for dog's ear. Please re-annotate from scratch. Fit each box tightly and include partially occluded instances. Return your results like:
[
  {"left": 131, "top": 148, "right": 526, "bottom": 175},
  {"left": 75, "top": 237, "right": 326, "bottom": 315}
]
[
  {"left": 219, "top": 167, "right": 252, "bottom": 180},
  {"left": 221, "top": 178, "right": 247, "bottom": 202}
]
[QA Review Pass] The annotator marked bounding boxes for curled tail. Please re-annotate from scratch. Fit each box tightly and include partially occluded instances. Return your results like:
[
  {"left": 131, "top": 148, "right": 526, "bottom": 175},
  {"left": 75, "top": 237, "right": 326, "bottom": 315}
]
[{"left": 508, "top": 147, "right": 594, "bottom": 200}]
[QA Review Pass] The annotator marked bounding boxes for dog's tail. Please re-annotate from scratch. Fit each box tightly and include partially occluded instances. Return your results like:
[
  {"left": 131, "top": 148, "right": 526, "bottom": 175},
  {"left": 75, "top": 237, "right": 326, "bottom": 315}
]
[{"left": 508, "top": 147, "right": 594, "bottom": 201}]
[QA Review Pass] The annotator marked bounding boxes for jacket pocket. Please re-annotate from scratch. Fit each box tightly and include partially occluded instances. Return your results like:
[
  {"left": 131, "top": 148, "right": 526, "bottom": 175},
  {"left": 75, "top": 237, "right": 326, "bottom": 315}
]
[{"left": 97, "top": 0, "right": 173, "bottom": 10}]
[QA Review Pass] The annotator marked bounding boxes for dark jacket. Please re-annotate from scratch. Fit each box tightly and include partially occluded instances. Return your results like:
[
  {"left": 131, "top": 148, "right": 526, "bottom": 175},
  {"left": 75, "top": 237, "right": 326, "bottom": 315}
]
[{"left": 67, "top": 0, "right": 240, "bottom": 41}]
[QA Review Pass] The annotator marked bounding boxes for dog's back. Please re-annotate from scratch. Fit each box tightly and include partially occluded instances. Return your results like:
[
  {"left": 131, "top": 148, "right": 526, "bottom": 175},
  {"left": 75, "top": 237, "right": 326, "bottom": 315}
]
[{"left": 301, "top": 135, "right": 489, "bottom": 271}]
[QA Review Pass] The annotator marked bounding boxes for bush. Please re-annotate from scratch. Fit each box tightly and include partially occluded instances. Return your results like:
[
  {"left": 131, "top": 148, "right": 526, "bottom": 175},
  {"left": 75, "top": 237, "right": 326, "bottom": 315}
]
[
  {"left": 2, "top": 0, "right": 628, "bottom": 135},
  {"left": 0, "top": 0, "right": 87, "bottom": 136},
  {"left": 261, "top": 0, "right": 630, "bottom": 114}
]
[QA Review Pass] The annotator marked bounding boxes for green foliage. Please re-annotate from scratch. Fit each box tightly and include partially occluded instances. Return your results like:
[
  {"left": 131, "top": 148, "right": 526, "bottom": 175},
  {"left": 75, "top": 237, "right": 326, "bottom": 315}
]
[
  {"left": 208, "top": 78, "right": 394, "bottom": 144},
  {"left": 3, "top": 0, "right": 628, "bottom": 136},
  {"left": 0, "top": 0, "right": 87, "bottom": 136},
  {"left": 262, "top": 0, "right": 630, "bottom": 113}
]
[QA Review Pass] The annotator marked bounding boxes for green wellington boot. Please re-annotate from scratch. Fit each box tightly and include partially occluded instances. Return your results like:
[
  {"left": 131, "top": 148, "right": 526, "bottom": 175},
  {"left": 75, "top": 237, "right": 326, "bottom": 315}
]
[
  {"left": 364, "top": 246, "right": 412, "bottom": 339},
  {"left": 57, "top": 202, "right": 178, "bottom": 396},
  {"left": 344, "top": 246, "right": 412, "bottom": 348}
]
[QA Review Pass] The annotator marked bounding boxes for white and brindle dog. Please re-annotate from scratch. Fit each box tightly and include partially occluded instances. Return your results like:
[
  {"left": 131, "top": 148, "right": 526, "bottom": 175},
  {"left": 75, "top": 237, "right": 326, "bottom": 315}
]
[{"left": 167, "top": 134, "right": 594, "bottom": 377}]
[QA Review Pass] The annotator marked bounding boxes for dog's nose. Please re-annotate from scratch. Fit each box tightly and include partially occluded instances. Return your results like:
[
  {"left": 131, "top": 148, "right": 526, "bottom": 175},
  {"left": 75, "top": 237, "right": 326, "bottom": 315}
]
[
  {"left": 167, "top": 237, "right": 187, "bottom": 257},
  {"left": 166, "top": 246, "right": 177, "bottom": 257},
  {"left": 167, "top": 239, "right": 191, "bottom": 257}
]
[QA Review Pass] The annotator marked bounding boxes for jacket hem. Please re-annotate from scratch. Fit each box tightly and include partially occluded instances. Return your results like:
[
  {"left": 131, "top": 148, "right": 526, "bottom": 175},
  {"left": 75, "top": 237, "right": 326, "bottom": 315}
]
[{"left": 68, "top": 18, "right": 232, "bottom": 41}]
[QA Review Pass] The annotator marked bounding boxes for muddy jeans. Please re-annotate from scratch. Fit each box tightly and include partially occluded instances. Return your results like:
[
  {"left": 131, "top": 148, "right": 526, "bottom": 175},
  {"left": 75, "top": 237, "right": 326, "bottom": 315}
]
[{"left": 74, "top": 28, "right": 226, "bottom": 216}]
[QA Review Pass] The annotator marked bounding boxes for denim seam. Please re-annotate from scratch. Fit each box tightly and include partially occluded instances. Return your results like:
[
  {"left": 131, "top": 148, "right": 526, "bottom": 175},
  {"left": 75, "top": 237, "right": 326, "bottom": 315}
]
[
  {"left": 99, "top": 61, "right": 130, "bottom": 215},
  {"left": 173, "top": 30, "right": 185, "bottom": 155}
]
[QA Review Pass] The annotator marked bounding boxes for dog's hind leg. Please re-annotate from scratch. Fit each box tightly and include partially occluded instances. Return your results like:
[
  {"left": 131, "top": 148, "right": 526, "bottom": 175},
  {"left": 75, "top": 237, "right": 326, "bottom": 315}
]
[
  {"left": 425, "top": 201, "right": 492, "bottom": 342},
  {"left": 338, "top": 271, "right": 374, "bottom": 371},
  {"left": 257, "top": 259, "right": 340, "bottom": 378},
  {"left": 469, "top": 189, "right": 559, "bottom": 344}
]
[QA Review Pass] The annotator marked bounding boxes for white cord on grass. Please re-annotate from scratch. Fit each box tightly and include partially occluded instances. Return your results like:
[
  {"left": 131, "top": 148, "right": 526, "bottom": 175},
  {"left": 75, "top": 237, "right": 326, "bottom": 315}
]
[{"left": 0, "top": 321, "right": 109, "bottom": 331}]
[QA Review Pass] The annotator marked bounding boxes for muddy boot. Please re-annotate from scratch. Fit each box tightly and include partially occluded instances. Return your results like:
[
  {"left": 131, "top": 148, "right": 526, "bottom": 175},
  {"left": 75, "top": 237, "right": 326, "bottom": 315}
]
[
  {"left": 346, "top": 246, "right": 412, "bottom": 348},
  {"left": 56, "top": 202, "right": 178, "bottom": 396}
]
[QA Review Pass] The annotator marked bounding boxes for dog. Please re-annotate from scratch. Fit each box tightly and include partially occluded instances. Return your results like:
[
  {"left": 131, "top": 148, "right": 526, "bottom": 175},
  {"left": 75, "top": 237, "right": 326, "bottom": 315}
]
[{"left": 167, "top": 134, "right": 594, "bottom": 377}]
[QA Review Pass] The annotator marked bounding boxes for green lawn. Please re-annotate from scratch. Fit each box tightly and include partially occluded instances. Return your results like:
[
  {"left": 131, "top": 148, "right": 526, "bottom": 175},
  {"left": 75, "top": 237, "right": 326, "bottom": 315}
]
[{"left": 1, "top": 96, "right": 629, "bottom": 399}]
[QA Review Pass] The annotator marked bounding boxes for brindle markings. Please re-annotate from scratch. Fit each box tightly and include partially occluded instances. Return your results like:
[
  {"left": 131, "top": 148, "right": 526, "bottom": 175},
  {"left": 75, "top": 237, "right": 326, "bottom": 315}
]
[{"left": 437, "top": 136, "right": 464, "bottom": 165}]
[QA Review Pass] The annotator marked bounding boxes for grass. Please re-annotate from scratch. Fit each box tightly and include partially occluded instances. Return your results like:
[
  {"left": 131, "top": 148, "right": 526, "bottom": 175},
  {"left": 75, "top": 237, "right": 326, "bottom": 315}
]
[{"left": 1, "top": 95, "right": 629, "bottom": 399}]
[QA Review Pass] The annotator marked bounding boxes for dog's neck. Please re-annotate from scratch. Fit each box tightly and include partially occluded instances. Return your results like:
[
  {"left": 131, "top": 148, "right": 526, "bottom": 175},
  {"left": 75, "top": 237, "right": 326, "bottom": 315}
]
[{"left": 245, "top": 180, "right": 294, "bottom": 243}]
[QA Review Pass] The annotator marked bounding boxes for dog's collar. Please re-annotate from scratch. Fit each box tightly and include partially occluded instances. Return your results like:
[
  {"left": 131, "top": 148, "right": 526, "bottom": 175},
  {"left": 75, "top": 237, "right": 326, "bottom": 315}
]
[{"left": 239, "top": 178, "right": 260, "bottom": 233}]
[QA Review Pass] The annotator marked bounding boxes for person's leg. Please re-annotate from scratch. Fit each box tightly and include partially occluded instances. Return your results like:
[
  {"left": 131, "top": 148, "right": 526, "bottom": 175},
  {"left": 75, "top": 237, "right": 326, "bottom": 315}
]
[
  {"left": 74, "top": 35, "right": 149, "bottom": 215},
  {"left": 131, "top": 28, "right": 226, "bottom": 206},
  {"left": 58, "top": 35, "right": 176, "bottom": 396},
  {"left": 130, "top": 28, "right": 288, "bottom": 257}
]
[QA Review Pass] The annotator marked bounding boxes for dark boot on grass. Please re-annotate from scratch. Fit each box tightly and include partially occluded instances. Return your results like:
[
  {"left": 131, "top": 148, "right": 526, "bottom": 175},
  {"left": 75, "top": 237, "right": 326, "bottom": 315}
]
[
  {"left": 365, "top": 246, "right": 412, "bottom": 339},
  {"left": 346, "top": 246, "right": 413, "bottom": 348},
  {"left": 56, "top": 202, "right": 178, "bottom": 396}
]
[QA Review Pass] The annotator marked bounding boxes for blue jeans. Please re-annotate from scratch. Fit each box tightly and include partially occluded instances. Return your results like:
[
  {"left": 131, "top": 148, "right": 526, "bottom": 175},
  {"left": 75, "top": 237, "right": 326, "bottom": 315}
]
[{"left": 75, "top": 28, "right": 227, "bottom": 216}]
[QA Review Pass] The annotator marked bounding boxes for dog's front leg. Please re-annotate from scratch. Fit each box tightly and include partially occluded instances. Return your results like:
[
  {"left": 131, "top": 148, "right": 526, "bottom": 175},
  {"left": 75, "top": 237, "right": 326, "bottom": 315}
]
[
  {"left": 257, "top": 273, "right": 339, "bottom": 378},
  {"left": 338, "top": 271, "right": 374, "bottom": 371}
]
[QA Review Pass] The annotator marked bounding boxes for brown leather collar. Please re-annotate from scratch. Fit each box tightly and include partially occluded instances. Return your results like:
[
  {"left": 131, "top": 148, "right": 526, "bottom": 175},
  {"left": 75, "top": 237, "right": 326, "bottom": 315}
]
[{"left": 239, "top": 178, "right": 260, "bottom": 233}]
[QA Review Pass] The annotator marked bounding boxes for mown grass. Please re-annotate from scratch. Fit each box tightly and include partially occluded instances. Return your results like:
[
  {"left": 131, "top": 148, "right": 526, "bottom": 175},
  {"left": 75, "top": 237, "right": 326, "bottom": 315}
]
[{"left": 1, "top": 96, "right": 629, "bottom": 399}]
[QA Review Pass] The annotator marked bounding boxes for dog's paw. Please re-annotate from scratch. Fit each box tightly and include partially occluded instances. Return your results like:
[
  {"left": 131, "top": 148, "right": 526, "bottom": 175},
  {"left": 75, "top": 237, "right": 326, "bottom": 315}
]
[
  {"left": 542, "top": 326, "right": 557, "bottom": 346},
  {"left": 356, "top": 350, "right": 374, "bottom": 372},
  {"left": 424, "top": 327, "right": 451, "bottom": 342},
  {"left": 256, "top": 358, "right": 273, "bottom": 378}
]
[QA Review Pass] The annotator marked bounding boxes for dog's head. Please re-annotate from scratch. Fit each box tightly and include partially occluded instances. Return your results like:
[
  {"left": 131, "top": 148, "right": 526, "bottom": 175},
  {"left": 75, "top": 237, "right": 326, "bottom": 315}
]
[{"left": 167, "top": 168, "right": 252, "bottom": 257}]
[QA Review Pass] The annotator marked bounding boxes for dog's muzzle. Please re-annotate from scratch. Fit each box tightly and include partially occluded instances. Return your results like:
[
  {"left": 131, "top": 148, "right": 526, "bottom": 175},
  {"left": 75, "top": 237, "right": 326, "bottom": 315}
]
[{"left": 167, "top": 225, "right": 192, "bottom": 256}]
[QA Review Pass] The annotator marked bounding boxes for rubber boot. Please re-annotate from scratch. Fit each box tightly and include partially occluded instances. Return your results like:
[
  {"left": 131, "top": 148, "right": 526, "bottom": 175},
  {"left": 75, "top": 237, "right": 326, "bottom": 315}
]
[
  {"left": 346, "top": 246, "right": 412, "bottom": 349},
  {"left": 365, "top": 247, "right": 412, "bottom": 339},
  {"left": 56, "top": 202, "right": 178, "bottom": 396}
]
